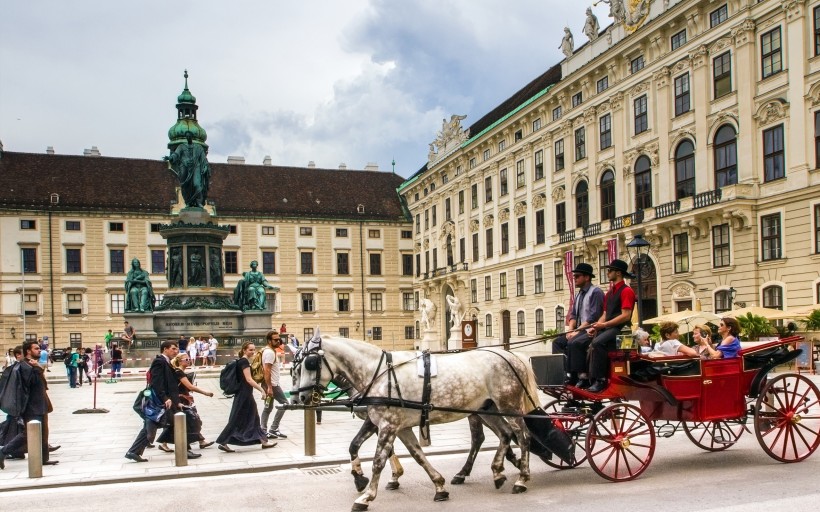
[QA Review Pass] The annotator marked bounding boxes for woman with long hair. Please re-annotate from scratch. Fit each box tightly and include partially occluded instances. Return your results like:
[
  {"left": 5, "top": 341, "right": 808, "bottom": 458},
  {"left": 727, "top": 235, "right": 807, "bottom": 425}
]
[
  {"left": 157, "top": 353, "right": 215, "bottom": 456},
  {"left": 701, "top": 317, "right": 742, "bottom": 359}
]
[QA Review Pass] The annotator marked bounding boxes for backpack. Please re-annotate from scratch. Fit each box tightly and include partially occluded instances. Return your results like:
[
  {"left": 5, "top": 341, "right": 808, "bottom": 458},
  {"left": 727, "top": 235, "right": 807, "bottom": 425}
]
[
  {"left": 64, "top": 355, "right": 72, "bottom": 366},
  {"left": 0, "top": 363, "right": 27, "bottom": 417},
  {"left": 250, "top": 350, "right": 265, "bottom": 385},
  {"left": 219, "top": 359, "right": 242, "bottom": 397}
]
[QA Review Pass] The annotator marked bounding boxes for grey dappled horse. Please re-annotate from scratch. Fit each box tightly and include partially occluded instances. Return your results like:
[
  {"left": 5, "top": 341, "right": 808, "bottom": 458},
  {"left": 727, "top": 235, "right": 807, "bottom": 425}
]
[{"left": 295, "top": 335, "right": 540, "bottom": 511}]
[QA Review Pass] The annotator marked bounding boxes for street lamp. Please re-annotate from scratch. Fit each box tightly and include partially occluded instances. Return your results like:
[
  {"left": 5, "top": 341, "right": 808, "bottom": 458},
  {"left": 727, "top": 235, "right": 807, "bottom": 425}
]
[
  {"left": 627, "top": 234, "right": 651, "bottom": 327},
  {"left": 729, "top": 286, "right": 746, "bottom": 308}
]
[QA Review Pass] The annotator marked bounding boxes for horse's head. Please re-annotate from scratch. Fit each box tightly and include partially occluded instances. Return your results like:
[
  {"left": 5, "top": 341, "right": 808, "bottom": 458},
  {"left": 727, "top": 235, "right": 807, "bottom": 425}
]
[{"left": 291, "top": 331, "right": 332, "bottom": 405}]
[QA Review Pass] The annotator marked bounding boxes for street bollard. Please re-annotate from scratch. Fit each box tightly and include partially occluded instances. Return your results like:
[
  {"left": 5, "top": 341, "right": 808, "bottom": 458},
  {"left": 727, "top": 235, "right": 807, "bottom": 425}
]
[
  {"left": 419, "top": 424, "right": 431, "bottom": 447},
  {"left": 304, "top": 408, "right": 316, "bottom": 456},
  {"left": 174, "top": 412, "right": 187, "bottom": 467},
  {"left": 26, "top": 420, "right": 43, "bottom": 478}
]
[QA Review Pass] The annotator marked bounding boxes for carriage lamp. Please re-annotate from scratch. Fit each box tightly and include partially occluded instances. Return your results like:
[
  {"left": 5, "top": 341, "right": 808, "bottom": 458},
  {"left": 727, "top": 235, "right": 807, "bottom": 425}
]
[
  {"left": 627, "top": 234, "right": 651, "bottom": 327},
  {"left": 10, "top": 327, "right": 15, "bottom": 338},
  {"left": 355, "top": 321, "right": 361, "bottom": 331},
  {"left": 729, "top": 287, "right": 746, "bottom": 308}
]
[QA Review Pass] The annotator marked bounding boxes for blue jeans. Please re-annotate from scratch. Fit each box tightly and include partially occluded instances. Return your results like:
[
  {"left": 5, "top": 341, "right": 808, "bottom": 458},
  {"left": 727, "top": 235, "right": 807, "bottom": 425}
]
[{"left": 67, "top": 366, "right": 77, "bottom": 387}]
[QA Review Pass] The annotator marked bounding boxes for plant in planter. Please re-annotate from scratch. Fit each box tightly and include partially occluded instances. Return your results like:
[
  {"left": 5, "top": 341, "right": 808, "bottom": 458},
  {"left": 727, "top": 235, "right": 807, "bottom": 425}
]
[
  {"left": 801, "top": 309, "right": 820, "bottom": 333},
  {"left": 737, "top": 313, "right": 773, "bottom": 341}
]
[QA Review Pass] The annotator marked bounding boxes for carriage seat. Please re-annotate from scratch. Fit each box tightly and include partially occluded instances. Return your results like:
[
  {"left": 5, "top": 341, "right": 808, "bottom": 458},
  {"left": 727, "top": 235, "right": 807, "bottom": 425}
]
[{"left": 630, "top": 355, "right": 701, "bottom": 382}]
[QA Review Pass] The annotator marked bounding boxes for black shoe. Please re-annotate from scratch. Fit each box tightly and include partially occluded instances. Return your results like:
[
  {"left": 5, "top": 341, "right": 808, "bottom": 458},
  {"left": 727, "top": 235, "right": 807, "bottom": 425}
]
[
  {"left": 6, "top": 454, "right": 24, "bottom": 460},
  {"left": 268, "top": 430, "right": 287, "bottom": 439},
  {"left": 576, "top": 379, "right": 592, "bottom": 389},
  {"left": 0, "top": 449, "right": 6, "bottom": 470},
  {"left": 146, "top": 443, "right": 155, "bottom": 449},
  {"left": 125, "top": 452, "right": 148, "bottom": 463},
  {"left": 43, "top": 460, "right": 59, "bottom": 465},
  {"left": 587, "top": 379, "right": 609, "bottom": 394},
  {"left": 564, "top": 375, "right": 578, "bottom": 386},
  {"left": 186, "top": 451, "right": 202, "bottom": 459},
  {"left": 48, "top": 444, "right": 61, "bottom": 453}
]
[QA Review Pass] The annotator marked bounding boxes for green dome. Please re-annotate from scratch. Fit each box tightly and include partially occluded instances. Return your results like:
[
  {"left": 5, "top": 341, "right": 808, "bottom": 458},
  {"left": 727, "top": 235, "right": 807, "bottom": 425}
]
[{"left": 167, "top": 70, "right": 208, "bottom": 150}]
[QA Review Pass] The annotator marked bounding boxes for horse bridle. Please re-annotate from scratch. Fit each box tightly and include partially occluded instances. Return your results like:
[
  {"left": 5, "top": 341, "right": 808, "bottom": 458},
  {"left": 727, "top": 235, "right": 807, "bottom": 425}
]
[{"left": 291, "top": 339, "right": 337, "bottom": 404}]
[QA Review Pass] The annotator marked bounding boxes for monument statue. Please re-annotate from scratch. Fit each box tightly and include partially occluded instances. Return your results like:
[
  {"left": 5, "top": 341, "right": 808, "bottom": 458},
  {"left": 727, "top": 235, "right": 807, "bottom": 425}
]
[
  {"left": 124, "top": 258, "right": 155, "bottom": 312},
  {"left": 233, "top": 260, "right": 274, "bottom": 311},
  {"left": 188, "top": 247, "right": 206, "bottom": 287},
  {"left": 209, "top": 247, "right": 223, "bottom": 287},
  {"left": 166, "top": 132, "right": 212, "bottom": 208},
  {"left": 559, "top": 27, "right": 574, "bottom": 57},
  {"left": 419, "top": 298, "right": 437, "bottom": 331},
  {"left": 597, "top": 0, "right": 626, "bottom": 23},
  {"left": 168, "top": 247, "right": 183, "bottom": 288},
  {"left": 446, "top": 294, "right": 464, "bottom": 329},
  {"left": 583, "top": 7, "right": 600, "bottom": 41}
]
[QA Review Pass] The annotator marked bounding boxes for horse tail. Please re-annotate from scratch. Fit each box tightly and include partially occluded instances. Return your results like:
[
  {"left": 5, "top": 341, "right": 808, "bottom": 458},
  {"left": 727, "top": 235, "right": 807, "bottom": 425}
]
[{"left": 509, "top": 352, "right": 541, "bottom": 412}]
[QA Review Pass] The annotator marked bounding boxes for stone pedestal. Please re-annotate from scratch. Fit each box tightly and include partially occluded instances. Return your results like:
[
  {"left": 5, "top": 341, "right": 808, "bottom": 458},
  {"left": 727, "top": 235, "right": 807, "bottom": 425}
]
[
  {"left": 418, "top": 329, "right": 443, "bottom": 351},
  {"left": 448, "top": 325, "right": 462, "bottom": 350},
  {"left": 123, "top": 313, "right": 158, "bottom": 338}
]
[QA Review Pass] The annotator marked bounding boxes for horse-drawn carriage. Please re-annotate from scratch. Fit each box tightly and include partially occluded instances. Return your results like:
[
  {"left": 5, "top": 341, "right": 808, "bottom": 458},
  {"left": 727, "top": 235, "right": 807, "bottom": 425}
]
[{"left": 533, "top": 335, "right": 820, "bottom": 481}]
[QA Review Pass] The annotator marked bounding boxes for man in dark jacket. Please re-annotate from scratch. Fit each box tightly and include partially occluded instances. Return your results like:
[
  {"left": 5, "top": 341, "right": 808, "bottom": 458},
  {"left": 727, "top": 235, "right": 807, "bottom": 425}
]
[
  {"left": 125, "top": 340, "right": 180, "bottom": 462},
  {"left": 0, "top": 341, "right": 55, "bottom": 469}
]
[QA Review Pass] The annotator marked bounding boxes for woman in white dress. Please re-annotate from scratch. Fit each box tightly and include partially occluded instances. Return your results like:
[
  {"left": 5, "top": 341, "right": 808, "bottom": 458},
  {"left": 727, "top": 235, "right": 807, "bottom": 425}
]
[{"left": 187, "top": 336, "right": 197, "bottom": 367}]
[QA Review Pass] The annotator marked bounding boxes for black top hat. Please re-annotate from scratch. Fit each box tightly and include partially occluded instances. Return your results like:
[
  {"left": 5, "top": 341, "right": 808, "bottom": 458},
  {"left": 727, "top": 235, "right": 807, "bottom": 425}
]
[
  {"left": 571, "top": 262, "right": 595, "bottom": 278},
  {"left": 605, "top": 259, "right": 634, "bottom": 278}
]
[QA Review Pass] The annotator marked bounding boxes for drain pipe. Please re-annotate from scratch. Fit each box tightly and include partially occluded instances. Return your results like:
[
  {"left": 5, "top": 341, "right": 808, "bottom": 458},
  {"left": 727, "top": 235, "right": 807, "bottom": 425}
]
[{"left": 358, "top": 220, "right": 366, "bottom": 339}]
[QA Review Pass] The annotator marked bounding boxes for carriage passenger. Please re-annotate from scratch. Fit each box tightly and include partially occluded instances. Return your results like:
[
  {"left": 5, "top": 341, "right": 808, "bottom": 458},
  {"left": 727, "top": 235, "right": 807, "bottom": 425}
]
[
  {"left": 692, "top": 324, "right": 714, "bottom": 359},
  {"left": 633, "top": 328, "right": 652, "bottom": 353},
  {"left": 700, "top": 317, "right": 742, "bottom": 359},
  {"left": 653, "top": 322, "right": 698, "bottom": 357}
]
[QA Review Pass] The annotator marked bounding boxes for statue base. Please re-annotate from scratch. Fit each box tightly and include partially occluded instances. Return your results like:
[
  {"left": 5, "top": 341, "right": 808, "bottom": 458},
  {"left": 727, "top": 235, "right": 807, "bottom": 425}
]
[
  {"left": 448, "top": 326, "right": 463, "bottom": 350},
  {"left": 418, "top": 329, "right": 443, "bottom": 352},
  {"left": 123, "top": 313, "right": 158, "bottom": 338}
]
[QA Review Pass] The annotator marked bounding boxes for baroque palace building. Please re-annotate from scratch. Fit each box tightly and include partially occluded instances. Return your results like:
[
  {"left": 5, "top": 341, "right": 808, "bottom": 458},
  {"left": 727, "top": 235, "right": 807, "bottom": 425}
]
[
  {"left": 0, "top": 78, "right": 415, "bottom": 354},
  {"left": 399, "top": 0, "right": 820, "bottom": 348}
]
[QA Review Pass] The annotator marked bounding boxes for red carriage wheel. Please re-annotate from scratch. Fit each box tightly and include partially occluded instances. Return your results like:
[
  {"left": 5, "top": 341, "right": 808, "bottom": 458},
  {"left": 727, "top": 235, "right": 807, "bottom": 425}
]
[
  {"left": 585, "top": 402, "right": 655, "bottom": 481},
  {"left": 540, "top": 400, "right": 588, "bottom": 469},
  {"left": 682, "top": 418, "right": 746, "bottom": 452},
  {"left": 754, "top": 374, "right": 820, "bottom": 463}
]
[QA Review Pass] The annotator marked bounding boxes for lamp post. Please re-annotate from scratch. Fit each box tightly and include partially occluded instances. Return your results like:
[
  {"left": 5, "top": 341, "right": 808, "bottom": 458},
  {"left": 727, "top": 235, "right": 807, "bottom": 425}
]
[{"left": 627, "top": 234, "right": 651, "bottom": 328}]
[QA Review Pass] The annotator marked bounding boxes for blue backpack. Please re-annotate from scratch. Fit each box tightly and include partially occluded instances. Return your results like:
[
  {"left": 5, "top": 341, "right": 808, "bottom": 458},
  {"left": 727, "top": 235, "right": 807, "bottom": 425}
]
[{"left": 219, "top": 359, "right": 242, "bottom": 397}]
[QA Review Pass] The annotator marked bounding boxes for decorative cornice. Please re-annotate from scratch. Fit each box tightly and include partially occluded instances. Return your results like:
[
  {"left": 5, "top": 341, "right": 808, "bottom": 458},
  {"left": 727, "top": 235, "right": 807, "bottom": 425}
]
[
  {"left": 732, "top": 18, "right": 756, "bottom": 47},
  {"left": 532, "top": 193, "right": 546, "bottom": 209},
  {"left": 708, "top": 36, "right": 734, "bottom": 56},
  {"left": 754, "top": 99, "right": 789, "bottom": 126},
  {"left": 653, "top": 67, "right": 671, "bottom": 89},
  {"left": 782, "top": 0, "right": 807, "bottom": 21},
  {"left": 689, "top": 45, "right": 708, "bottom": 69},
  {"left": 513, "top": 201, "right": 527, "bottom": 217},
  {"left": 551, "top": 185, "right": 565, "bottom": 202},
  {"left": 670, "top": 58, "right": 691, "bottom": 76},
  {"left": 610, "top": 91, "right": 625, "bottom": 111},
  {"left": 631, "top": 81, "right": 650, "bottom": 97},
  {"left": 499, "top": 208, "right": 510, "bottom": 222},
  {"left": 469, "top": 219, "right": 480, "bottom": 233},
  {"left": 483, "top": 214, "right": 495, "bottom": 226}
]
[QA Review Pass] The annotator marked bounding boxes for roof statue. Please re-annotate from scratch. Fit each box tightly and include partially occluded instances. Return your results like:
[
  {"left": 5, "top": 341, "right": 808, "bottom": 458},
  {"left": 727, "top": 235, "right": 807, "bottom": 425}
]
[
  {"left": 428, "top": 115, "right": 469, "bottom": 164},
  {"left": 596, "top": 0, "right": 626, "bottom": 23},
  {"left": 559, "top": 27, "right": 574, "bottom": 58},
  {"left": 584, "top": 7, "right": 600, "bottom": 41}
]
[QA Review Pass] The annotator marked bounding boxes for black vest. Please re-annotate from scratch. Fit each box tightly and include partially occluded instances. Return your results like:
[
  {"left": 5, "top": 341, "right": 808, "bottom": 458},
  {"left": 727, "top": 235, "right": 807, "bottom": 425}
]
[{"left": 605, "top": 282, "right": 632, "bottom": 327}]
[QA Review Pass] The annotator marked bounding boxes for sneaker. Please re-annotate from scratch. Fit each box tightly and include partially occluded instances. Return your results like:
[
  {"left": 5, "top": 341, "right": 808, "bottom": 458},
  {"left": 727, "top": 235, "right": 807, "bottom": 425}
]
[{"left": 268, "top": 430, "right": 288, "bottom": 439}]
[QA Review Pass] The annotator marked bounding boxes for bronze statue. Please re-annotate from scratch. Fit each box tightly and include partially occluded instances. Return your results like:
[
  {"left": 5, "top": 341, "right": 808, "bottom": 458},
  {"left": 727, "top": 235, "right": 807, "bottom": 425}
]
[
  {"left": 188, "top": 248, "right": 205, "bottom": 287},
  {"left": 124, "top": 258, "right": 155, "bottom": 312},
  {"left": 209, "top": 247, "right": 223, "bottom": 287},
  {"left": 166, "top": 132, "right": 211, "bottom": 208},
  {"left": 168, "top": 247, "right": 183, "bottom": 288},
  {"left": 233, "top": 260, "right": 274, "bottom": 310}
]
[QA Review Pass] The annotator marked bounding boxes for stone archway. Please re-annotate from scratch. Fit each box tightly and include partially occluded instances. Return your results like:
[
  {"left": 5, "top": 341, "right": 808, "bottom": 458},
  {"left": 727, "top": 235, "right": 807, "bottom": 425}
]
[
  {"left": 501, "top": 310, "right": 511, "bottom": 350},
  {"left": 630, "top": 254, "right": 658, "bottom": 323}
]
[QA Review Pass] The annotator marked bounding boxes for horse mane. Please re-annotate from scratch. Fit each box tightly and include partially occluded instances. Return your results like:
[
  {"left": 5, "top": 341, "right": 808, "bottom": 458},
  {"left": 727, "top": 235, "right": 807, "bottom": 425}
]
[{"left": 509, "top": 351, "right": 541, "bottom": 412}]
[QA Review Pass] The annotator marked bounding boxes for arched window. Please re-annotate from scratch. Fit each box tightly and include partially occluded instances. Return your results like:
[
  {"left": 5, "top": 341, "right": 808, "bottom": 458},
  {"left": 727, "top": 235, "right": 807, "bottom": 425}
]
[
  {"left": 485, "top": 314, "right": 493, "bottom": 337},
  {"left": 762, "top": 285, "right": 783, "bottom": 310},
  {"left": 535, "top": 308, "right": 544, "bottom": 335},
  {"left": 600, "top": 170, "right": 615, "bottom": 221},
  {"left": 555, "top": 306, "right": 565, "bottom": 332},
  {"left": 575, "top": 180, "right": 589, "bottom": 228},
  {"left": 517, "top": 311, "right": 526, "bottom": 336},
  {"left": 714, "top": 125, "right": 737, "bottom": 187},
  {"left": 675, "top": 140, "right": 695, "bottom": 199},
  {"left": 634, "top": 156, "right": 652, "bottom": 210},
  {"left": 715, "top": 289, "right": 732, "bottom": 314}
]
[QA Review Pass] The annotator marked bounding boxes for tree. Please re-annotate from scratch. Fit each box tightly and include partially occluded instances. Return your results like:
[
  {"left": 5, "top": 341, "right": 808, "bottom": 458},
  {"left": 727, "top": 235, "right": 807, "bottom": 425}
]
[{"left": 737, "top": 313, "right": 773, "bottom": 341}]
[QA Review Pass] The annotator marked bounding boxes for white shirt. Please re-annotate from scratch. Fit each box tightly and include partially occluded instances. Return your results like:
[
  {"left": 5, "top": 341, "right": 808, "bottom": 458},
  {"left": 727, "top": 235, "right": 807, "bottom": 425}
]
[
  {"left": 209, "top": 337, "right": 218, "bottom": 352},
  {"left": 262, "top": 347, "right": 280, "bottom": 387}
]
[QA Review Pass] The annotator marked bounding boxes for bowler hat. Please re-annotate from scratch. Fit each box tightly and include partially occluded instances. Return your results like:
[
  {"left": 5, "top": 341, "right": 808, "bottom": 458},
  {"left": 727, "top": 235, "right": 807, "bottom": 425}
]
[
  {"left": 605, "top": 259, "right": 634, "bottom": 278},
  {"left": 571, "top": 263, "right": 595, "bottom": 278}
]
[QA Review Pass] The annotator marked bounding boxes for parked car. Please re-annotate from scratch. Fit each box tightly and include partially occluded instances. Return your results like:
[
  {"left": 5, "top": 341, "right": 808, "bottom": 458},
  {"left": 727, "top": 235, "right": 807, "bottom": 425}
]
[{"left": 50, "top": 347, "right": 67, "bottom": 361}]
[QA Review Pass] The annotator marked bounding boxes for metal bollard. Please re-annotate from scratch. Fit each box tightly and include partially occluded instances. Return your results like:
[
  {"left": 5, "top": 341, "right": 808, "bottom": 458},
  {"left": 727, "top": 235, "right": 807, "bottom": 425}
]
[
  {"left": 174, "top": 412, "right": 187, "bottom": 467},
  {"left": 419, "top": 424, "right": 431, "bottom": 447},
  {"left": 304, "top": 408, "right": 316, "bottom": 456},
  {"left": 26, "top": 420, "right": 43, "bottom": 478}
]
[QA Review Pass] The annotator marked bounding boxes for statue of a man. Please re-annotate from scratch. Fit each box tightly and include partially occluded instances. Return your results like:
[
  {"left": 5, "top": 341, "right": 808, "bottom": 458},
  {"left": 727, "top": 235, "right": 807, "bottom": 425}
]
[
  {"left": 446, "top": 294, "right": 464, "bottom": 329},
  {"left": 209, "top": 248, "right": 223, "bottom": 287},
  {"left": 188, "top": 248, "right": 205, "bottom": 287},
  {"left": 166, "top": 132, "right": 212, "bottom": 208},
  {"left": 233, "top": 261, "right": 274, "bottom": 310},
  {"left": 419, "top": 298, "right": 437, "bottom": 331},
  {"left": 559, "top": 27, "right": 574, "bottom": 58},
  {"left": 584, "top": 7, "right": 600, "bottom": 41},
  {"left": 602, "top": 0, "right": 626, "bottom": 23},
  {"left": 168, "top": 247, "right": 183, "bottom": 288},
  {"left": 124, "top": 258, "right": 155, "bottom": 312}
]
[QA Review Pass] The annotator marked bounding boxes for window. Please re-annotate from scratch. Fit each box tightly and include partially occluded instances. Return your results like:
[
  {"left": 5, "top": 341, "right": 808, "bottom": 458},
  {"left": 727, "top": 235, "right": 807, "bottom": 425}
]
[
  {"left": 404, "top": 326, "right": 415, "bottom": 340},
  {"left": 484, "top": 177, "right": 493, "bottom": 203},
  {"left": 599, "top": 114, "right": 612, "bottom": 149},
  {"left": 500, "top": 272, "right": 507, "bottom": 299},
  {"left": 66, "top": 248, "right": 81, "bottom": 273},
  {"left": 469, "top": 157, "right": 476, "bottom": 169},
  {"left": 424, "top": 210, "right": 429, "bottom": 230},
  {"left": 763, "top": 124, "right": 785, "bottom": 182},
  {"left": 402, "top": 254, "right": 413, "bottom": 276},
  {"left": 535, "top": 309, "right": 544, "bottom": 334},
  {"left": 336, "top": 228, "right": 348, "bottom": 237},
  {"left": 534, "top": 150, "right": 544, "bottom": 180},
  {"left": 554, "top": 260, "right": 564, "bottom": 291},
  {"left": 261, "top": 251, "right": 275, "bottom": 274},
  {"left": 401, "top": 230, "right": 412, "bottom": 239},
  {"left": 262, "top": 226, "right": 275, "bottom": 236},
  {"left": 301, "top": 252, "right": 313, "bottom": 274},
  {"left": 107, "top": 249, "right": 124, "bottom": 274},
  {"left": 24, "top": 294, "right": 38, "bottom": 316},
  {"left": 224, "top": 251, "right": 238, "bottom": 274},
  {"left": 598, "top": 250, "right": 610, "bottom": 284},
  {"left": 299, "top": 227, "right": 313, "bottom": 236},
  {"left": 816, "top": 112, "right": 820, "bottom": 169},
  {"left": 335, "top": 252, "right": 349, "bottom": 275},
  {"left": 634, "top": 156, "right": 653, "bottom": 210},
  {"left": 228, "top": 225, "right": 237, "bottom": 234},
  {"left": 67, "top": 293, "right": 82, "bottom": 315},
  {"left": 815, "top": 205, "right": 820, "bottom": 254},
  {"left": 596, "top": 76, "right": 609, "bottom": 93},
  {"left": 416, "top": 253, "right": 421, "bottom": 277},
  {"left": 486, "top": 228, "right": 493, "bottom": 257},
  {"left": 516, "top": 160, "right": 525, "bottom": 188},
  {"left": 445, "top": 198, "right": 452, "bottom": 220},
  {"left": 110, "top": 293, "right": 124, "bottom": 314},
  {"left": 485, "top": 275, "right": 492, "bottom": 301},
  {"left": 816, "top": 6, "right": 820, "bottom": 56},
  {"left": 630, "top": 55, "right": 645, "bottom": 74},
  {"left": 150, "top": 223, "right": 161, "bottom": 233},
  {"left": 304, "top": 328, "right": 315, "bottom": 341},
  {"left": 714, "top": 125, "right": 738, "bottom": 187},
  {"left": 458, "top": 190, "right": 465, "bottom": 214},
  {"left": 517, "top": 216, "right": 526, "bottom": 249},
  {"left": 368, "top": 229, "right": 381, "bottom": 239},
  {"left": 576, "top": 181, "right": 589, "bottom": 229},
  {"left": 762, "top": 285, "right": 784, "bottom": 311},
  {"left": 634, "top": 95, "right": 648, "bottom": 134},
  {"left": 761, "top": 213, "right": 782, "bottom": 261},
  {"left": 534, "top": 264, "right": 544, "bottom": 294},
  {"left": 516, "top": 269, "right": 525, "bottom": 296},
  {"left": 710, "top": 4, "right": 728, "bottom": 28},
  {"left": 501, "top": 223, "right": 509, "bottom": 254},
  {"left": 151, "top": 249, "right": 165, "bottom": 274},
  {"left": 552, "top": 106, "right": 562, "bottom": 121},
  {"left": 369, "top": 253, "right": 382, "bottom": 275},
  {"left": 499, "top": 169, "right": 508, "bottom": 196},
  {"left": 713, "top": 224, "right": 731, "bottom": 267},
  {"left": 535, "top": 210, "right": 545, "bottom": 245},
  {"left": 675, "top": 140, "right": 696, "bottom": 200},
  {"left": 715, "top": 290, "right": 731, "bottom": 314},
  {"left": 337, "top": 291, "right": 350, "bottom": 311},
  {"left": 556, "top": 202, "right": 566, "bottom": 234},
  {"left": 471, "top": 184, "right": 478, "bottom": 209},
  {"left": 713, "top": 52, "right": 732, "bottom": 98},
  {"left": 600, "top": 170, "right": 615, "bottom": 221},
  {"left": 65, "top": 221, "right": 81, "bottom": 231},
  {"left": 370, "top": 293, "right": 383, "bottom": 312},
  {"left": 109, "top": 222, "right": 124, "bottom": 232},
  {"left": 471, "top": 279, "right": 478, "bottom": 303},
  {"left": 21, "top": 220, "right": 36, "bottom": 230},
  {"left": 673, "top": 233, "right": 690, "bottom": 273},
  {"left": 674, "top": 73, "right": 690, "bottom": 116},
  {"left": 556, "top": 306, "right": 565, "bottom": 331},
  {"left": 415, "top": 214, "right": 421, "bottom": 234},
  {"left": 761, "top": 28, "right": 782, "bottom": 79},
  {"left": 532, "top": 118, "right": 541, "bottom": 131},
  {"left": 402, "top": 293, "right": 414, "bottom": 312},
  {"left": 499, "top": 139, "right": 506, "bottom": 152},
  {"left": 301, "top": 293, "right": 315, "bottom": 312},
  {"left": 486, "top": 314, "right": 493, "bottom": 337},
  {"left": 555, "top": 139, "right": 565, "bottom": 171},
  {"left": 517, "top": 311, "right": 526, "bottom": 336},
  {"left": 472, "top": 233, "right": 479, "bottom": 262},
  {"left": 22, "top": 248, "right": 37, "bottom": 273},
  {"left": 432, "top": 205, "right": 437, "bottom": 226},
  {"left": 572, "top": 92, "right": 583, "bottom": 108},
  {"left": 574, "top": 127, "right": 586, "bottom": 160},
  {"left": 671, "top": 29, "right": 687, "bottom": 50},
  {"left": 483, "top": 148, "right": 491, "bottom": 161}
]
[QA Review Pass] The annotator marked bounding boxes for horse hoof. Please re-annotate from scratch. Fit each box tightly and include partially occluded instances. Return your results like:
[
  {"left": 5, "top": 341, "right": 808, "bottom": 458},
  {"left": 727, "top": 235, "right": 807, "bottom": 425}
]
[
  {"left": 450, "top": 475, "right": 465, "bottom": 485},
  {"left": 353, "top": 475, "right": 370, "bottom": 493},
  {"left": 351, "top": 504, "right": 368, "bottom": 512},
  {"left": 385, "top": 481, "right": 400, "bottom": 491},
  {"left": 434, "top": 491, "right": 450, "bottom": 502},
  {"left": 512, "top": 484, "right": 528, "bottom": 494},
  {"left": 494, "top": 476, "right": 507, "bottom": 489}
]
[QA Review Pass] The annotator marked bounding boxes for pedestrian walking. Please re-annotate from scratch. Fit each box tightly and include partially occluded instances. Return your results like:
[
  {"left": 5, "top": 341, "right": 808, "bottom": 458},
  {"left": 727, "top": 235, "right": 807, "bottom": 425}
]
[
  {"left": 109, "top": 343, "right": 123, "bottom": 381},
  {"left": 260, "top": 330, "right": 288, "bottom": 439},
  {"left": 66, "top": 348, "right": 79, "bottom": 388},
  {"left": 38, "top": 345, "right": 51, "bottom": 373},
  {"left": 208, "top": 334, "right": 218, "bottom": 367},
  {"left": 156, "top": 353, "right": 214, "bottom": 456},
  {"left": 93, "top": 344, "right": 104, "bottom": 376},
  {"left": 78, "top": 348, "right": 92, "bottom": 386}
]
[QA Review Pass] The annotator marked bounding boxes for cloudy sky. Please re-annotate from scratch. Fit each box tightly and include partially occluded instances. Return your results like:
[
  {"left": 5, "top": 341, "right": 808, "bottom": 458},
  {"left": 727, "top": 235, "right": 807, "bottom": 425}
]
[{"left": 0, "top": 0, "right": 611, "bottom": 178}]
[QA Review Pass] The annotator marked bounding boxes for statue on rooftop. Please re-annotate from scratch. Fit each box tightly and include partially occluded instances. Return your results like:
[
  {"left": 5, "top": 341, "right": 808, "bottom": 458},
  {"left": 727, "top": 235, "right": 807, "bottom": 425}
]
[
  {"left": 166, "top": 131, "right": 212, "bottom": 208},
  {"left": 584, "top": 7, "right": 600, "bottom": 41},
  {"left": 559, "top": 27, "right": 574, "bottom": 58}
]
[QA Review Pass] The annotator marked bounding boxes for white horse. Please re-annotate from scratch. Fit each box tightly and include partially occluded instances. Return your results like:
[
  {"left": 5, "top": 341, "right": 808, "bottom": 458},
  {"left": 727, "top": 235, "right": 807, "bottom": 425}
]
[{"left": 295, "top": 336, "right": 540, "bottom": 511}]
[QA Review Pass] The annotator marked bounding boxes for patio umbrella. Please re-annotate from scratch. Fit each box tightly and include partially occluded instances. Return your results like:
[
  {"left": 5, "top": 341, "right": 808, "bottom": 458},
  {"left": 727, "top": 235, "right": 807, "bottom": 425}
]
[
  {"left": 726, "top": 305, "right": 799, "bottom": 321},
  {"left": 642, "top": 310, "right": 721, "bottom": 333},
  {"left": 791, "top": 304, "right": 820, "bottom": 318}
]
